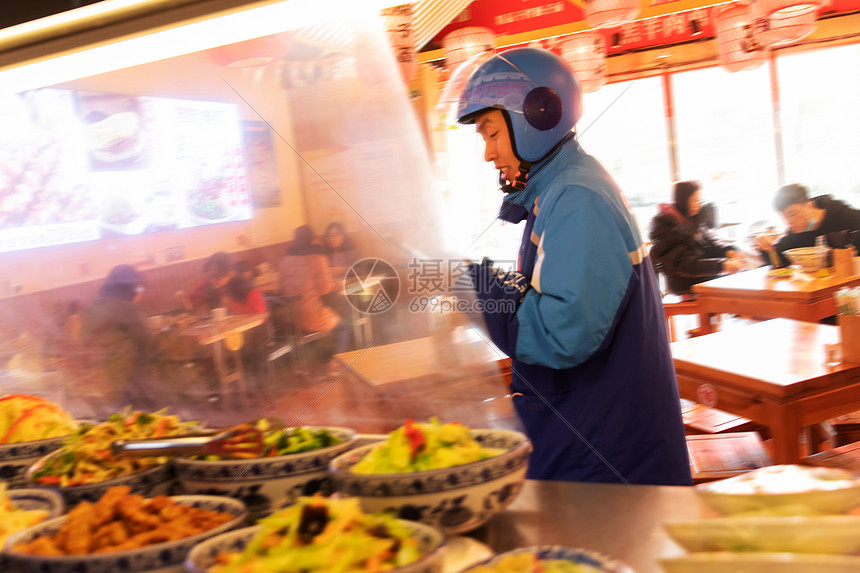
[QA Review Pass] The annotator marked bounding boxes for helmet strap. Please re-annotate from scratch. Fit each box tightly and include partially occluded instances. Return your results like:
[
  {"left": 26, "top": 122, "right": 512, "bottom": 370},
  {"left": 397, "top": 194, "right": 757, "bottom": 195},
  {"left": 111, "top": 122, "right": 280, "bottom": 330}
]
[{"left": 499, "top": 161, "right": 531, "bottom": 194}]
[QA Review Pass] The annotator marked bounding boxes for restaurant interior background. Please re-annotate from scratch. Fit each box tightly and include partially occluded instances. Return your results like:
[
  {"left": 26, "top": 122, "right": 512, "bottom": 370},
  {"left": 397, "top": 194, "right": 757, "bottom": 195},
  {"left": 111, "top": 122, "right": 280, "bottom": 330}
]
[{"left": 0, "top": 0, "right": 858, "bottom": 431}]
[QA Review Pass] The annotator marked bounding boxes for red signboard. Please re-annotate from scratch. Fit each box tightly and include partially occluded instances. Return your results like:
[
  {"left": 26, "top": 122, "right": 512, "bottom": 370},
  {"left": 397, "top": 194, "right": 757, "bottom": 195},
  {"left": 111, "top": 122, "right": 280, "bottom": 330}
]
[{"left": 430, "top": 0, "right": 860, "bottom": 56}]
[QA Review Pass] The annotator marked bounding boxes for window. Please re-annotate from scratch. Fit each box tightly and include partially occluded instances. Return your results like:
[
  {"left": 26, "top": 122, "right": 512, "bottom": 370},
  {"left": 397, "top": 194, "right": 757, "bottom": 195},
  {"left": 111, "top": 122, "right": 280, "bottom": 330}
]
[
  {"left": 579, "top": 76, "right": 673, "bottom": 235},
  {"left": 778, "top": 43, "right": 860, "bottom": 205},
  {"left": 673, "top": 65, "right": 778, "bottom": 233}
]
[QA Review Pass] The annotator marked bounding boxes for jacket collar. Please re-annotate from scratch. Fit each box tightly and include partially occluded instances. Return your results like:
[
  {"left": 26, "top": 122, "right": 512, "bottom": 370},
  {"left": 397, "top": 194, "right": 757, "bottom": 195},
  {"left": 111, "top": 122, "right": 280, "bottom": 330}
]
[{"left": 497, "top": 133, "right": 579, "bottom": 223}]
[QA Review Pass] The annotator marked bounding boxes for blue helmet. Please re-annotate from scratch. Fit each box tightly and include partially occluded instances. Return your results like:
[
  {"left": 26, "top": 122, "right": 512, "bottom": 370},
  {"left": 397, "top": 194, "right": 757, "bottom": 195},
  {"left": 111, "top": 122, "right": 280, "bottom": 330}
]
[{"left": 457, "top": 47, "right": 582, "bottom": 163}]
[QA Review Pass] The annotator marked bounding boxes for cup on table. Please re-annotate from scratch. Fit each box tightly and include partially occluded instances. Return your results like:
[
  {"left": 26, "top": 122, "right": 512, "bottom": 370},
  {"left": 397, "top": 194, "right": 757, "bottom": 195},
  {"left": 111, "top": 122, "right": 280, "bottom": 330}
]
[{"left": 212, "top": 307, "right": 228, "bottom": 321}]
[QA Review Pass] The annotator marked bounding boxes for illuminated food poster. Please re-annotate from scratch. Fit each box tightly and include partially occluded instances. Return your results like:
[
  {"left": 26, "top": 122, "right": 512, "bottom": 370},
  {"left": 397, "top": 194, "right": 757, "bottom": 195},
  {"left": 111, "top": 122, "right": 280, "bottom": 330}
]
[{"left": 0, "top": 89, "right": 251, "bottom": 253}]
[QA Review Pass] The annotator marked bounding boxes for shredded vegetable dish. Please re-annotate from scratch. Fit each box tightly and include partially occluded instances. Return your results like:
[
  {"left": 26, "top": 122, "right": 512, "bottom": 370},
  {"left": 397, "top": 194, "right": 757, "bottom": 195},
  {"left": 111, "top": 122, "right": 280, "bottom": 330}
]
[
  {"left": 469, "top": 553, "right": 605, "bottom": 573},
  {"left": 0, "top": 483, "right": 50, "bottom": 548},
  {"left": 31, "top": 410, "right": 196, "bottom": 487},
  {"left": 211, "top": 496, "right": 425, "bottom": 573},
  {"left": 351, "top": 418, "right": 504, "bottom": 474}
]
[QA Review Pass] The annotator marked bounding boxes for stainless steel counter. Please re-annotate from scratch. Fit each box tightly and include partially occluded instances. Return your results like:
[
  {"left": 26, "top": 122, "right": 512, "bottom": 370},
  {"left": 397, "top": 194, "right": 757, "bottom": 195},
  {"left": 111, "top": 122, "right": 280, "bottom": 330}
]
[{"left": 470, "top": 480, "right": 719, "bottom": 573}]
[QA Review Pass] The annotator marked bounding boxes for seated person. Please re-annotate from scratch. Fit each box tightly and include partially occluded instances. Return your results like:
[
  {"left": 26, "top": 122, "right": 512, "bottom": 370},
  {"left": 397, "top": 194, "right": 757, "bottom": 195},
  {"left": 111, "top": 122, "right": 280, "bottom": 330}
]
[
  {"left": 278, "top": 225, "right": 340, "bottom": 336},
  {"left": 80, "top": 265, "right": 155, "bottom": 412},
  {"left": 756, "top": 183, "right": 860, "bottom": 267},
  {"left": 321, "top": 222, "right": 360, "bottom": 279},
  {"left": 224, "top": 272, "right": 267, "bottom": 316},
  {"left": 224, "top": 271, "right": 268, "bottom": 381},
  {"left": 649, "top": 181, "right": 744, "bottom": 297},
  {"left": 187, "top": 251, "right": 234, "bottom": 313}
]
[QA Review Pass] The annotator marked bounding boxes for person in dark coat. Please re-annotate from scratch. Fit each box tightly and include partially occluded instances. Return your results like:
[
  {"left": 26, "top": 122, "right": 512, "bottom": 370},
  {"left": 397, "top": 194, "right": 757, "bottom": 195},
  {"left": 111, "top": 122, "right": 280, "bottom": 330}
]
[
  {"left": 755, "top": 183, "right": 860, "bottom": 267},
  {"left": 80, "top": 265, "right": 156, "bottom": 412},
  {"left": 649, "top": 181, "right": 743, "bottom": 297}
]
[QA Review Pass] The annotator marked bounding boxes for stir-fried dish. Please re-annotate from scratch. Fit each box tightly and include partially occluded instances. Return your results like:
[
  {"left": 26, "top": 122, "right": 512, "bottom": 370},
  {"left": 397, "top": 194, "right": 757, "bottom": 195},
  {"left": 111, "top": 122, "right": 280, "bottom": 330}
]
[
  {"left": 351, "top": 418, "right": 504, "bottom": 474},
  {"left": 211, "top": 496, "right": 426, "bottom": 572},
  {"left": 195, "top": 423, "right": 345, "bottom": 460},
  {"left": 0, "top": 483, "right": 51, "bottom": 548},
  {"left": 31, "top": 410, "right": 196, "bottom": 487},
  {"left": 12, "top": 485, "right": 235, "bottom": 555}
]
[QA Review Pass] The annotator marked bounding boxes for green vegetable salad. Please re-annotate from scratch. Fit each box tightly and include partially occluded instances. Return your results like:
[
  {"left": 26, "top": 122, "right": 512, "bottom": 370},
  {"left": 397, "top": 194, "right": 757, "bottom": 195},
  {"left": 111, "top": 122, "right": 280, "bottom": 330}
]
[
  {"left": 351, "top": 418, "right": 504, "bottom": 474},
  {"left": 196, "top": 424, "right": 344, "bottom": 460},
  {"left": 211, "top": 496, "right": 425, "bottom": 573}
]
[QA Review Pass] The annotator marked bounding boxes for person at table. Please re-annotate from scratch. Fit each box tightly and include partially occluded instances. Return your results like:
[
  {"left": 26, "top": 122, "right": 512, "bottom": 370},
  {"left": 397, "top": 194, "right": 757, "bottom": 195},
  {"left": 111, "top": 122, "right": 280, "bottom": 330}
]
[
  {"left": 224, "top": 270, "right": 268, "bottom": 383},
  {"left": 756, "top": 183, "right": 860, "bottom": 267},
  {"left": 456, "top": 47, "right": 691, "bottom": 485},
  {"left": 649, "top": 180, "right": 744, "bottom": 298},
  {"left": 322, "top": 221, "right": 360, "bottom": 279},
  {"left": 79, "top": 265, "right": 156, "bottom": 413},
  {"left": 278, "top": 225, "right": 348, "bottom": 353},
  {"left": 187, "top": 251, "right": 234, "bottom": 313}
]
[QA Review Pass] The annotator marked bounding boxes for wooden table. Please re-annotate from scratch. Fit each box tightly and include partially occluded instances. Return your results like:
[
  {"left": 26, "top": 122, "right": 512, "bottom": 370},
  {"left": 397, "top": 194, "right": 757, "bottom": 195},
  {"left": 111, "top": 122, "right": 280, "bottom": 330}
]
[
  {"left": 671, "top": 318, "right": 860, "bottom": 464},
  {"left": 179, "top": 313, "right": 268, "bottom": 406},
  {"left": 692, "top": 266, "right": 860, "bottom": 334},
  {"left": 334, "top": 327, "right": 510, "bottom": 392}
]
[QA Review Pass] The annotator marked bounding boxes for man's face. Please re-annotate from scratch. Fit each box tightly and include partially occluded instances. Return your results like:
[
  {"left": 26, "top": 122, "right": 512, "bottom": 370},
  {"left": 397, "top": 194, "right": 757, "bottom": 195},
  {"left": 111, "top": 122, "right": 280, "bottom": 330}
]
[
  {"left": 475, "top": 110, "right": 520, "bottom": 183},
  {"left": 781, "top": 201, "right": 814, "bottom": 234}
]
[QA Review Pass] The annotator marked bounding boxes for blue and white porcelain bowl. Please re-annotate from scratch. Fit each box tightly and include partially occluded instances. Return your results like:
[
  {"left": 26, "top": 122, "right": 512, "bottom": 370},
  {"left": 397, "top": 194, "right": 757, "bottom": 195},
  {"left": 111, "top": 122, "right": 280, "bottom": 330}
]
[
  {"left": 329, "top": 428, "right": 532, "bottom": 534},
  {"left": 462, "top": 545, "right": 635, "bottom": 573},
  {"left": 25, "top": 450, "right": 177, "bottom": 506},
  {"left": 0, "top": 434, "right": 71, "bottom": 489},
  {"left": 174, "top": 426, "right": 357, "bottom": 521},
  {"left": 0, "top": 489, "right": 65, "bottom": 571},
  {"left": 184, "top": 517, "right": 446, "bottom": 573},
  {"left": 4, "top": 494, "right": 247, "bottom": 573}
]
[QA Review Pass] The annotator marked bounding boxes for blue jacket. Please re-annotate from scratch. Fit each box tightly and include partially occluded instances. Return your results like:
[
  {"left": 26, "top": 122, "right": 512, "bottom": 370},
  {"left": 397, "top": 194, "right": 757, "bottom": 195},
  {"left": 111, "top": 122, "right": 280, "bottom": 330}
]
[{"left": 469, "top": 135, "right": 692, "bottom": 485}]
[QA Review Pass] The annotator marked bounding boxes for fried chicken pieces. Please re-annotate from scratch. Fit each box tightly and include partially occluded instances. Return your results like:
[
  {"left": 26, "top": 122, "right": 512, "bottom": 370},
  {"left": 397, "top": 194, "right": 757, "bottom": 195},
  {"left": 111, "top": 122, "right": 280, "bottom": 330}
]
[{"left": 13, "top": 486, "right": 235, "bottom": 555}]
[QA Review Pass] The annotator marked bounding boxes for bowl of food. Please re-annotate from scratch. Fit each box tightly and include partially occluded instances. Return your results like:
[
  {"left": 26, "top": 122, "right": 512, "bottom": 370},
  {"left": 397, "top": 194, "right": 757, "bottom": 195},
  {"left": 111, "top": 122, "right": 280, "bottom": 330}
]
[
  {"left": 0, "top": 486, "right": 65, "bottom": 570},
  {"left": 784, "top": 247, "right": 824, "bottom": 274},
  {"left": 329, "top": 419, "right": 531, "bottom": 534},
  {"left": 25, "top": 410, "right": 197, "bottom": 505},
  {"left": 0, "top": 394, "right": 78, "bottom": 488},
  {"left": 695, "top": 464, "right": 860, "bottom": 516},
  {"left": 174, "top": 423, "right": 357, "bottom": 521},
  {"left": 664, "top": 514, "right": 860, "bottom": 554},
  {"left": 185, "top": 495, "right": 445, "bottom": 573},
  {"left": 5, "top": 486, "right": 246, "bottom": 573},
  {"left": 462, "top": 545, "right": 634, "bottom": 573}
]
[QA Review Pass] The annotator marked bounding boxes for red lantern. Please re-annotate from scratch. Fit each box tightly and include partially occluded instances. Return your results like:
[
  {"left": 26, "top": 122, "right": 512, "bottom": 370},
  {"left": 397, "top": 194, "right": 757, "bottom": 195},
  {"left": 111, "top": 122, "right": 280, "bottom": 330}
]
[
  {"left": 752, "top": 0, "right": 824, "bottom": 47},
  {"left": 713, "top": 2, "right": 768, "bottom": 73},
  {"left": 208, "top": 35, "right": 290, "bottom": 68},
  {"left": 382, "top": 4, "right": 417, "bottom": 84},
  {"left": 583, "top": 0, "right": 641, "bottom": 29},
  {"left": 560, "top": 33, "right": 607, "bottom": 93},
  {"left": 443, "top": 27, "right": 495, "bottom": 71}
]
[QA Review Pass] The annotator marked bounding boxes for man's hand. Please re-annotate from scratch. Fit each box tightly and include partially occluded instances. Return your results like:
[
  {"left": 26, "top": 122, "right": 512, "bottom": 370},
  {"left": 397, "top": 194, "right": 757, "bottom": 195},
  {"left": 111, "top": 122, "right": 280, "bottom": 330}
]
[
  {"left": 755, "top": 234, "right": 775, "bottom": 252},
  {"left": 722, "top": 257, "right": 744, "bottom": 274}
]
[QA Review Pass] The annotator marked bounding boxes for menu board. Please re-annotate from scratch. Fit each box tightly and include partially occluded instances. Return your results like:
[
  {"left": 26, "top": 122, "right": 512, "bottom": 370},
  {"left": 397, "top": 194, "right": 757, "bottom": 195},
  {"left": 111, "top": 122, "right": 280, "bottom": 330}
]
[{"left": 0, "top": 89, "right": 252, "bottom": 254}]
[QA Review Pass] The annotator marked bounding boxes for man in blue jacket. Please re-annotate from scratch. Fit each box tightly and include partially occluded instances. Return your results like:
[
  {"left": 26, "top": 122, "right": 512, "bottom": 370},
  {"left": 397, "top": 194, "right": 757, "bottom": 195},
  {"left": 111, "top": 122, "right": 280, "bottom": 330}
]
[{"left": 458, "top": 48, "right": 691, "bottom": 485}]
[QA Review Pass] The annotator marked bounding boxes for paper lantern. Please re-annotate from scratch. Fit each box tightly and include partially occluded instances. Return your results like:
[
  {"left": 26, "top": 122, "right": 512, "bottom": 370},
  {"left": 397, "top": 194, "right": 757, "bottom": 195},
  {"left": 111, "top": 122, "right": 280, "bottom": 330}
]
[
  {"left": 752, "top": 0, "right": 823, "bottom": 47},
  {"left": 382, "top": 4, "right": 417, "bottom": 84},
  {"left": 560, "top": 33, "right": 607, "bottom": 93},
  {"left": 583, "top": 0, "right": 641, "bottom": 29},
  {"left": 443, "top": 27, "right": 495, "bottom": 71},
  {"left": 208, "top": 35, "right": 290, "bottom": 68},
  {"left": 713, "top": 3, "right": 768, "bottom": 73}
]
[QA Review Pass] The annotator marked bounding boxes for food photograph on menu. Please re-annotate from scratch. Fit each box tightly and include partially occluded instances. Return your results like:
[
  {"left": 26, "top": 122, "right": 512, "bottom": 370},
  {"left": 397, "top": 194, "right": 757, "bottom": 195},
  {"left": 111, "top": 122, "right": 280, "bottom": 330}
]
[{"left": 0, "top": 89, "right": 253, "bottom": 252}]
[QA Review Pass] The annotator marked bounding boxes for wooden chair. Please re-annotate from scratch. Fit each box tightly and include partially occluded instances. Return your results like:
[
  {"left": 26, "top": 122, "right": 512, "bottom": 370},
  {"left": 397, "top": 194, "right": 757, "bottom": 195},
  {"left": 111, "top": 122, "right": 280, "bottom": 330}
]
[
  {"left": 651, "top": 255, "right": 712, "bottom": 342},
  {"left": 686, "top": 432, "right": 772, "bottom": 484}
]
